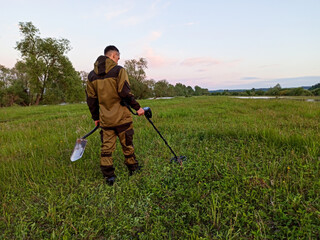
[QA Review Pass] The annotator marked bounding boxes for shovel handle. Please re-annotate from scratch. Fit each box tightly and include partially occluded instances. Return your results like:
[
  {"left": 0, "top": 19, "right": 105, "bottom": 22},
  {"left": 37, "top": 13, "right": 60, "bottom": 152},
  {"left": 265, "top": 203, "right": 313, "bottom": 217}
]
[{"left": 81, "top": 124, "right": 99, "bottom": 139}]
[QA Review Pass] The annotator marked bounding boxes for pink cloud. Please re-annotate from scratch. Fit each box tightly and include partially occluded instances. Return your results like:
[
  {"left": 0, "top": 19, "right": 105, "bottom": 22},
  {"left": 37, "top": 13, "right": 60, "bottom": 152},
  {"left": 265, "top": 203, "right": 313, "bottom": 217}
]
[
  {"left": 180, "top": 57, "right": 222, "bottom": 67},
  {"left": 197, "top": 69, "right": 208, "bottom": 72},
  {"left": 148, "top": 31, "right": 162, "bottom": 41},
  {"left": 141, "top": 47, "right": 176, "bottom": 68}
]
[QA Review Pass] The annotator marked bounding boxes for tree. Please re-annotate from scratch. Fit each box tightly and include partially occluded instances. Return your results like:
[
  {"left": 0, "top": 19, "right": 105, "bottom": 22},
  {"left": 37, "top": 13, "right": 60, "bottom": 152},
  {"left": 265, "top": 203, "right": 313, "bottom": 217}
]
[
  {"left": 309, "top": 83, "right": 320, "bottom": 91},
  {"left": 42, "top": 56, "right": 84, "bottom": 104},
  {"left": 0, "top": 65, "right": 29, "bottom": 106},
  {"left": 255, "top": 90, "right": 265, "bottom": 96},
  {"left": 15, "top": 22, "right": 83, "bottom": 105},
  {"left": 194, "top": 86, "right": 202, "bottom": 96},
  {"left": 79, "top": 71, "right": 89, "bottom": 90},
  {"left": 167, "top": 83, "right": 175, "bottom": 97},
  {"left": 124, "top": 58, "right": 153, "bottom": 99},
  {"left": 0, "top": 65, "right": 11, "bottom": 89},
  {"left": 311, "top": 88, "right": 320, "bottom": 96},
  {"left": 265, "top": 83, "right": 282, "bottom": 96},
  {"left": 201, "top": 88, "right": 210, "bottom": 95},
  {"left": 0, "top": 65, "right": 12, "bottom": 106},
  {"left": 124, "top": 58, "right": 147, "bottom": 83},
  {"left": 222, "top": 90, "right": 231, "bottom": 96},
  {"left": 186, "top": 86, "right": 194, "bottom": 96},
  {"left": 286, "top": 87, "right": 312, "bottom": 96},
  {"left": 154, "top": 80, "right": 174, "bottom": 97},
  {"left": 194, "top": 85, "right": 209, "bottom": 96},
  {"left": 174, "top": 83, "right": 187, "bottom": 96},
  {"left": 129, "top": 77, "right": 154, "bottom": 99}
]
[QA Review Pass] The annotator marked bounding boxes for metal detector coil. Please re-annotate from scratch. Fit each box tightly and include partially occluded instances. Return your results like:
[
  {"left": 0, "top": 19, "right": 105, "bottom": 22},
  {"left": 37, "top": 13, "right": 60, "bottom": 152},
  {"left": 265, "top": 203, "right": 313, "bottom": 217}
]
[{"left": 170, "top": 155, "right": 188, "bottom": 165}]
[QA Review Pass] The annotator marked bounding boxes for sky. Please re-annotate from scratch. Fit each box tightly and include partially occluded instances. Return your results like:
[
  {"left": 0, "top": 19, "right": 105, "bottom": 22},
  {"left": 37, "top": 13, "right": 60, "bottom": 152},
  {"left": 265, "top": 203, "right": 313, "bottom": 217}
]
[{"left": 1, "top": 0, "right": 320, "bottom": 90}]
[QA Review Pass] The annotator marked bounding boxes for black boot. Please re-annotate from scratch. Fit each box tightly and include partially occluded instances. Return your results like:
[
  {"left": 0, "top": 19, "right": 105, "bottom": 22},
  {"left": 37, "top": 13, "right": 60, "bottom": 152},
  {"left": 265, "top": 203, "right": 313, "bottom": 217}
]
[
  {"left": 101, "top": 165, "right": 116, "bottom": 185},
  {"left": 129, "top": 165, "right": 142, "bottom": 176},
  {"left": 106, "top": 176, "right": 116, "bottom": 186}
]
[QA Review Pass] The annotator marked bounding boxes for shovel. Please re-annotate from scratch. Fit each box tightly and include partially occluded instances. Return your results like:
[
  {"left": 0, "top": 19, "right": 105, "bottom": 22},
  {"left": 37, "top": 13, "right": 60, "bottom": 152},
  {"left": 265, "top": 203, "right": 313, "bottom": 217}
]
[{"left": 70, "top": 124, "right": 99, "bottom": 162}]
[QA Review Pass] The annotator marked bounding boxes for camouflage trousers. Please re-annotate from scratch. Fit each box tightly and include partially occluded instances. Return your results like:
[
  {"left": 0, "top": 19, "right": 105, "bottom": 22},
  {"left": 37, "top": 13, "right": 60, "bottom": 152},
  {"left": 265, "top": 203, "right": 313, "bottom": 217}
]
[{"left": 99, "top": 122, "right": 138, "bottom": 178}]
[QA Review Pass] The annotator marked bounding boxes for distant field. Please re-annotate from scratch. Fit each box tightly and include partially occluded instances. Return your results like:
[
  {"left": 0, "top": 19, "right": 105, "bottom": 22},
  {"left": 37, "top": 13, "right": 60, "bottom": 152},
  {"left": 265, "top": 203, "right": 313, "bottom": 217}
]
[{"left": 1, "top": 96, "right": 319, "bottom": 239}]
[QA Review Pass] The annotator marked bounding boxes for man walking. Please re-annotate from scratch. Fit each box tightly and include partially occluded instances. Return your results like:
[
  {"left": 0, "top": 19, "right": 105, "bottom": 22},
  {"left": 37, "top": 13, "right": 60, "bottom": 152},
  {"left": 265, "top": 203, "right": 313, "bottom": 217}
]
[{"left": 86, "top": 45, "right": 144, "bottom": 186}]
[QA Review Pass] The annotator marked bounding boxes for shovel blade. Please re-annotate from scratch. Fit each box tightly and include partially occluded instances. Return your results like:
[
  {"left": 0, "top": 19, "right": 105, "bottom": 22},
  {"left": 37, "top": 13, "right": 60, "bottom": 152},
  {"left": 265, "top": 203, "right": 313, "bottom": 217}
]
[{"left": 70, "top": 139, "right": 88, "bottom": 162}]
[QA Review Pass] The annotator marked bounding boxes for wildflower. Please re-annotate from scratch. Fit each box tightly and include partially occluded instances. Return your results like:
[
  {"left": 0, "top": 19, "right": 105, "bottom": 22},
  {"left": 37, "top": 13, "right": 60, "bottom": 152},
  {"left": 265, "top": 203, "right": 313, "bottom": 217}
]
[{"left": 287, "top": 166, "right": 291, "bottom": 170}]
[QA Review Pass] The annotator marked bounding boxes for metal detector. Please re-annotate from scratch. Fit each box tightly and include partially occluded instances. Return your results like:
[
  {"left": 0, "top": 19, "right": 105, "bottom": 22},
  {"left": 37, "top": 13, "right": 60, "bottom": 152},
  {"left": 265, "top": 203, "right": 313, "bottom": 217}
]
[{"left": 125, "top": 103, "right": 187, "bottom": 165}]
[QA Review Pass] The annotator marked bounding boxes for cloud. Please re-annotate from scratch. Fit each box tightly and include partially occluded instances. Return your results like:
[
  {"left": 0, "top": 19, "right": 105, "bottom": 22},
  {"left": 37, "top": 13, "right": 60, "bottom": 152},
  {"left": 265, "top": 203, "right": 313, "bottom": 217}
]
[
  {"left": 185, "top": 22, "right": 196, "bottom": 26},
  {"left": 148, "top": 31, "right": 162, "bottom": 41},
  {"left": 169, "top": 21, "right": 198, "bottom": 28},
  {"left": 137, "top": 30, "right": 162, "bottom": 45},
  {"left": 259, "top": 64, "right": 280, "bottom": 68},
  {"left": 180, "top": 57, "right": 222, "bottom": 67},
  {"left": 105, "top": 8, "right": 129, "bottom": 20},
  {"left": 119, "top": 13, "right": 155, "bottom": 27},
  {"left": 197, "top": 69, "right": 208, "bottom": 72},
  {"left": 142, "top": 47, "right": 176, "bottom": 68},
  {"left": 134, "top": 31, "right": 173, "bottom": 68},
  {"left": 119, "top": 1, "right": 171, "bottom": 26},
  {"left": 85, "top": 1, "right": 164, "bottom": 27},
  {"left": 240, "top": 77, "right": 261, "bottom": 80},
  {"left": 151, "top": 0, "right": 172, "bottom": 12}
]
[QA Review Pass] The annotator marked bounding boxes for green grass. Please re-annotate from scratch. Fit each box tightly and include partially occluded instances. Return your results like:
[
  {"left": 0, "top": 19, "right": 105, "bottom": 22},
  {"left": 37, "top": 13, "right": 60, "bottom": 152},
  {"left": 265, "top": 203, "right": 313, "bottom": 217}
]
[{"left": 1, "top": 96, "right": 319, "bottom": 239}]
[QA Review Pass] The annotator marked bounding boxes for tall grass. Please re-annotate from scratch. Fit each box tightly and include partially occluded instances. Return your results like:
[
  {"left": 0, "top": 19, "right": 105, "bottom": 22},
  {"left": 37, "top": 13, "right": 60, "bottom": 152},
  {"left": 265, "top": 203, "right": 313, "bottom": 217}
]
[{"left": 1, "top": 96, "right": 319, "bottom": 239}]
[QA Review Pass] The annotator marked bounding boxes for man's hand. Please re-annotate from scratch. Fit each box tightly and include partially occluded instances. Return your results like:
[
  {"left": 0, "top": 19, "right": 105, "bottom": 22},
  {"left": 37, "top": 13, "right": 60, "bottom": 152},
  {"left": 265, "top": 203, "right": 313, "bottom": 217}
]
[
  {"left": 95, "top": 120, "right": 100, "bottom": 126},
  {"left": 136, "top": 108, "right": 145, "bottom": 116}
]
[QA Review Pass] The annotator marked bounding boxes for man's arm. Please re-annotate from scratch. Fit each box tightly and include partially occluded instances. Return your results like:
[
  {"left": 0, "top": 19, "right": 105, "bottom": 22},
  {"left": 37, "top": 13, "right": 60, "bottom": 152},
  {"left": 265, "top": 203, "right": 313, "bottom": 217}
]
[
  {"left": 118, "top": 68, "right": 144, "bottom": 116},
  {"left": 118, "top": 68, "right": 141, "bottom": 111},
  {"left": 86, "top": 73, "right": 99, "bottom": 121}
]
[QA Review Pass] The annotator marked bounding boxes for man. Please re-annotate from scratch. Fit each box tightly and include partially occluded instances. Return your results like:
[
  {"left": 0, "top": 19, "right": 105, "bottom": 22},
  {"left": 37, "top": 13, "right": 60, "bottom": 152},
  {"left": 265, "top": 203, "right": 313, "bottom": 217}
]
[{"left": 86, "top": 45, "right": 144, "bottom": 186}]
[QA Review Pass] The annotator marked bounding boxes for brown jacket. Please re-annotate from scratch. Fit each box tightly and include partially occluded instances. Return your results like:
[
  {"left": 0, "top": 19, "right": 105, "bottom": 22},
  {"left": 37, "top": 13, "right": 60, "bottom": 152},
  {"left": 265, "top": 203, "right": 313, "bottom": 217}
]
[{"left": 86, "top": 56, "right": 140, "bottom": 127}]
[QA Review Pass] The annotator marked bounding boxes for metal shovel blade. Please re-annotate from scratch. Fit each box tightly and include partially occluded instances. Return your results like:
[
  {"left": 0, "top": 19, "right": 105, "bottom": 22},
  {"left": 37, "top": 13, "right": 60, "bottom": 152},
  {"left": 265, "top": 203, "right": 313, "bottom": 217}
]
[{"left": 70, "top": 138, "right": 88, "bottom": 162}]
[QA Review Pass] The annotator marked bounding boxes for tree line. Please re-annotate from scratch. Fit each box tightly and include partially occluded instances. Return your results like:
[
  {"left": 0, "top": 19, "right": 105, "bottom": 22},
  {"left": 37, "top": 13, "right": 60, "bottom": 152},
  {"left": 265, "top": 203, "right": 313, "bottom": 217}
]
[
  {"left": 212, "top": 83, "right": 320, "bottom": 97},
  {"left": 1, "top": 22, "right": 319, "bottom": 107}
]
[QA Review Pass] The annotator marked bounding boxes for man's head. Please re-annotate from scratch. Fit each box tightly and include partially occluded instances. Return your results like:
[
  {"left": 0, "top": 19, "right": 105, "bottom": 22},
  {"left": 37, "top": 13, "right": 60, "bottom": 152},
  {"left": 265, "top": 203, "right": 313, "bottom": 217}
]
[{"left": 104, "top": 45, "right": 120, "bottom": 64}]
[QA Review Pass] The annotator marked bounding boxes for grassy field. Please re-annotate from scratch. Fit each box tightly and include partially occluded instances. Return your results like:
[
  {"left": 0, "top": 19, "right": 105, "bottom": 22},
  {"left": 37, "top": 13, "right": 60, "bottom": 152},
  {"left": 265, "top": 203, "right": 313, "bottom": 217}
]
[{"left": 0, "top": 96, "right": 319, "bottom": 239}]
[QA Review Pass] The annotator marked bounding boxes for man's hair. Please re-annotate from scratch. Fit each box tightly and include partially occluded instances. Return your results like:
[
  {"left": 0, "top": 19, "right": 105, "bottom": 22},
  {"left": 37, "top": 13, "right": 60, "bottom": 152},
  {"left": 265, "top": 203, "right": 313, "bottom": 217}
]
[{"left": 104, "top": 45, "right": 119, "bottom": 55}]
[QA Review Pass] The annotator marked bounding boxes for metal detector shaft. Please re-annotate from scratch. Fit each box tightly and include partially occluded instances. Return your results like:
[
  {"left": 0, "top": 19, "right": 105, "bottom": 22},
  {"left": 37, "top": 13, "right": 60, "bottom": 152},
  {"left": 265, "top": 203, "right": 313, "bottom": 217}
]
[
  {"left": 122, "top": 101, "right": 181, "bottom": 161},
  {"left": 146, "top": 117, "right": 178, "bottom": 159}
]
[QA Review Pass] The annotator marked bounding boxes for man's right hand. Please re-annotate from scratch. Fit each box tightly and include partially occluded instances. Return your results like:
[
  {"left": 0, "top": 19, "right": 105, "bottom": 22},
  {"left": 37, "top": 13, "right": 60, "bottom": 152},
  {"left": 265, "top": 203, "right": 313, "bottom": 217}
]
[
  {"left": 136, "top": 108, "right": 145, "bottom": 116},
  {"left": 95, "top": 120, "right": 100, "bottom": 126}
]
